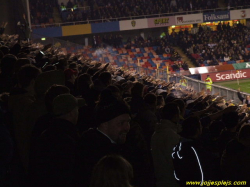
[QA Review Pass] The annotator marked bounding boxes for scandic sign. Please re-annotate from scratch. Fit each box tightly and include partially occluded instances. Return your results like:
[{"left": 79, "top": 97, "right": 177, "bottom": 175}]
[{"left": 201, "top": 69, "right": 250, "bottom": 82}]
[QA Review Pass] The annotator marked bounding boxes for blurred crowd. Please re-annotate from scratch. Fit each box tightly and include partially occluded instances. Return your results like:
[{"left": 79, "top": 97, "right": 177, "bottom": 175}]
[
  {"left": 89, "top": 0, "right": 219, "bottom": 20},
  {"left": 1, "top": 32, "right": 250, "bottom": 187},
  {"left": 30, "top": 0, "right": 250, "bottom": 25},
  {"left": 29, "top": 0, "right": 55, "bottom": 25},
  {"left": 175, "top": 23, "right": 250, "bottom": 66}
]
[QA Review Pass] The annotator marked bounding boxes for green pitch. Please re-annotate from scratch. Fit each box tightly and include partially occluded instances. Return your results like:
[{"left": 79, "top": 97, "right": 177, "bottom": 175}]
[{"left": 215, "top": 79, "right": 250, "bottom": 93}]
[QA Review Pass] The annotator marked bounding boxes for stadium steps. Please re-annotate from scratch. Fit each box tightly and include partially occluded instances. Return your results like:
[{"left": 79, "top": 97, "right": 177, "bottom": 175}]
[
  {"left": 53, "top": 7, "right": 62, "bottom": 23},
  {"left": 173, "top": 47, "right": 195, "bottom": 68}
]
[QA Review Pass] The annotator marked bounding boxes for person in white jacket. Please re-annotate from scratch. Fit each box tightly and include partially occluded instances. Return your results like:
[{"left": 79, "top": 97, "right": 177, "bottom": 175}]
[
  {"left": 224, "top": 54, "right": 230, "bottom": 62},
  {"left": 151, "top": 103, "right": 181, "bottom": 187}
]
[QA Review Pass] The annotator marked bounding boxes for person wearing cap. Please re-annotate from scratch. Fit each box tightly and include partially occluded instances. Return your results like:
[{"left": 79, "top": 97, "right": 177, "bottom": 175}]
[
  {"left": 74, "top": 92, "right": 131, "bottom": 187},
  {"left": 29, "top": 94, "right": 84, "bottom": 187}
]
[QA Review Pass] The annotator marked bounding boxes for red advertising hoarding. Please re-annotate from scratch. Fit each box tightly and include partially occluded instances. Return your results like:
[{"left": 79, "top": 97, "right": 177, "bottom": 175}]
[{"left": 201, "top": 69, "right": 250, "bottom": 82}]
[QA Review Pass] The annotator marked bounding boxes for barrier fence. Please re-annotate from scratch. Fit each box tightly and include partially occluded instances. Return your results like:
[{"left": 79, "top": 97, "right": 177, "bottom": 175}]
[
  {"left": 136, "top": 67, "right": 250, "bottom": 103},
  {"left": 31, "top": 34, "right": 250, "bottom": 104}
]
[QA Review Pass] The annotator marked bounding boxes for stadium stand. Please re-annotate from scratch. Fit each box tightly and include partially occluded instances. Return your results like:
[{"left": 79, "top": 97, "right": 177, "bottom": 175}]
[
  {"left": 65, "top": 34, "right": 187, "bottom": 73},
  {"left": 1, "top": 32, "right": 250, "bottom": 187},
  {"left": 29, "top": 0, "right": 55, "bottom": 26},
  {"left": 178, "top": 23, "right": 250, "bottom": 67},
  {"left": 2, "top": 1, "right": 250, "bottom": 186},
  {"left": 31, "top": 0, "right": 250, "bottom": 25}
]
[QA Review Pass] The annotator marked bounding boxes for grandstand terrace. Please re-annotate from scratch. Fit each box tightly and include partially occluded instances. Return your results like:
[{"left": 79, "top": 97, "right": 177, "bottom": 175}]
[{"left": 2, "top": 1, "right": 250, "bottom": 187}]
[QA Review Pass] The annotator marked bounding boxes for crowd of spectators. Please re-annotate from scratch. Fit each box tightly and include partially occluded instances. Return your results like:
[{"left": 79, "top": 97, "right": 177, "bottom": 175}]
[
  {"left": 62, "top": 0, "right": 250, "bottom": 23},
  {"left": 90, "top": 0, "right": 219, "bottom": 20},
  {"left": 60, "top": 0, "right": 89, "bottom": 22},
  {"left": 1, "top": 32, "right": 250, "bottom": 187},
  {"left": 177, "top": 23, "right": 250, "bottom": 66},
  {"left": 29, "top": 0, "right": 55, "bottom": 25},
  {"left": 29, "top": 0, "right": 250, "bottom": 25}
]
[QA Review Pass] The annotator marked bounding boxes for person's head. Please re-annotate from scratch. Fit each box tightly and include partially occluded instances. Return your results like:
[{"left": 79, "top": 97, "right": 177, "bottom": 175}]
[
  {"left": 105, "top": 85, "right": 122, "bottom": 100},
  {"left": 17, "top": 64, "right": 41, "bottom": 90},
  {"left": 207, "top": 75, "right": 210, "bottom": 78},
  {"left": 10, "top": 43, "right": 21, "bottom": 56},
  {"left": 44, "top": 85, "right": 70, "bottom": 114},
  {"left": 14, "top": 58, "right": 31, "bottom": 74},
  {"left": 131, "top": 82, "right": 144, "bottom": 97},
  {"left": 161, "top": 103, "right": 180, "bottom": 123},
  {"left": 238, "top": 124, "right": 250, "bottom": 147},
  {"left": 64, "top": 68, "right": 77, "bottom": 83},
  {"left": 56, "top": 58, "right": 67, "bottom": 70},
  {"left": 0, "top": 46, "right": 10, "bottom": 55},
  {"left": 52, "top": 93, "right": 85, "bottom": 125},
  {"left": 222, "top": 111, "right": 239, "bottom": 130},
  {"left": 246, "top": 95, "right": 250, "bottom": 101},
  {"left": 173, "top": 99, "right": 186, "bottom": 117},
  {"left": 0, "top": 54, "right": 17, "bottom": 74},
  {"left": 90, "top": 155, "right": 133, "bottom": 187},
  {"left": 68, "top": 62, "right": 79, "bottom": 72},
  {"left": 209, "top": 120, "right": 225, "bottom": 139},
  {"left": 98, "top": 72, "right": 112, "bottom": 86},
  {"left": 144, "top": 93, "right": 157, "bottom": 108},
  {"left": 77, "top": 73, "right": 93, "bottom": 92},
  {"left": 35, "top": 70, "right": 65, "bottom": 98},
  {"left": 96, "top": 96, "right": 130, "bottom": 144},
  {"left": 157, "top": 95, "right": 165, "bottom": 108},
  {"left": 181, "top": 116, "right": 202, "bottom": 139}
]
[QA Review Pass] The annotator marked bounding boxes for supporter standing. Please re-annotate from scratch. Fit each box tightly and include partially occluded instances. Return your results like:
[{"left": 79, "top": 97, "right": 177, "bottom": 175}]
[
  {"left": 173, "top": 116, "right": 220, "bottom": 186},
  {"left": 237, "top": 87, "right": 250, "bottom": 107},
  {"left": 221, "top": 124, "right": 250, "bottom": 183},
  {"left": 205, "top": 75, "right": 213, "bottom": 94},
  {"left": 179, "top": 76, "right": 187, "bottom": 89},
  {"left": 64, "top": 68, "right": 78, "bottom": 96},
  {"left": 8, "top": 65, "right": 41, "bottom": 173},
  {"left": 74, "top": 93, "right": 131, "bottom": 187},
  {"left": 151, "top": 103, "right": 181, "bottom": 187},
  {"left": 29, "top": 94, "right": 83, "bottom": 187}
]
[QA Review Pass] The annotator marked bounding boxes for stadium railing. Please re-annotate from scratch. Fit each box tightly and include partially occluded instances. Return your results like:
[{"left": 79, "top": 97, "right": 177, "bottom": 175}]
[
  {"left": 137, "top": 67, "right": 250, "bottom": 103},
  {"left": 31, "top": 5, "right": 250, "bottom": 28}
]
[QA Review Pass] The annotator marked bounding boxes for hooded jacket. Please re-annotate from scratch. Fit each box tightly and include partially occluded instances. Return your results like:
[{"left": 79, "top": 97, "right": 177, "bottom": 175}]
[{"left": 151, "top": 119, "right": 181, "bottom": 187}]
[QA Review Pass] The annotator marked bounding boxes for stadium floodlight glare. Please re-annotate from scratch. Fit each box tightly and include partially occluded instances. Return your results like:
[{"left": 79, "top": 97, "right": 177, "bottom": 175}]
[
  {"left": 198, "top": 67, "right": 208, "bottom": 74},
  {"left": 41, "top": 38, "right": 46, "bottom": 41}
]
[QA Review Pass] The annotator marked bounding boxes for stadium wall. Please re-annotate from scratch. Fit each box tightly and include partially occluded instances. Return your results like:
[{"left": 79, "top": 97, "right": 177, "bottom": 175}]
[{"left": 32, "top": 9, "right": 250, "bottom": 37}]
